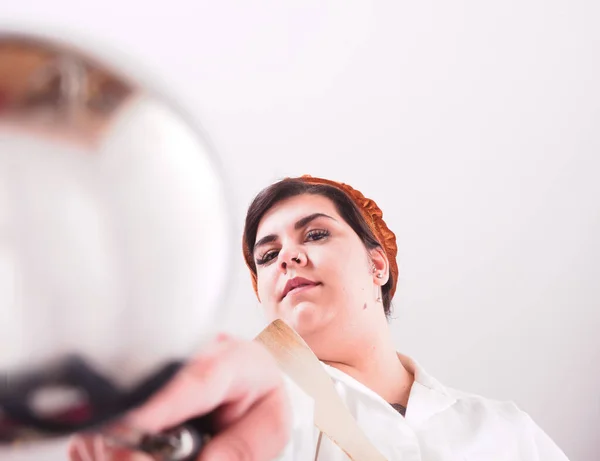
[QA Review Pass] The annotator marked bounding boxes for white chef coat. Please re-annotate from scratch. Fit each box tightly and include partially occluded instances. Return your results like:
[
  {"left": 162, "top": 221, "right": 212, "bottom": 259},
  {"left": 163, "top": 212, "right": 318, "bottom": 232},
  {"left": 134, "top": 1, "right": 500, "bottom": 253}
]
[{"left": 277, "top": 353, "right": 569, "bottom": 460}]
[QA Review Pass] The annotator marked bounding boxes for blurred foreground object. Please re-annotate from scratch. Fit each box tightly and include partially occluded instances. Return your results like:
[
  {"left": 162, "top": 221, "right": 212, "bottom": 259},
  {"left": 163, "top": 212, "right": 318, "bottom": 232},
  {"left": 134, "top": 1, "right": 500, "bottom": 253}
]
[{"left": 0, "top": 30, "right": 231, "bottom": 452}]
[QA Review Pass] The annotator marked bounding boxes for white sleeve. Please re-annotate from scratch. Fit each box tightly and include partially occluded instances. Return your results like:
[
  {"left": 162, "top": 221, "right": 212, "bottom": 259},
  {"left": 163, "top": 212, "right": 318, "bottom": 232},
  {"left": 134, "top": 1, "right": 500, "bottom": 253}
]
[
  {"left": 525, "top": 414, "right": 570, "bottom": 461},
  {"left": 272, "top": 373, "right": 317, "bottom": 461}
]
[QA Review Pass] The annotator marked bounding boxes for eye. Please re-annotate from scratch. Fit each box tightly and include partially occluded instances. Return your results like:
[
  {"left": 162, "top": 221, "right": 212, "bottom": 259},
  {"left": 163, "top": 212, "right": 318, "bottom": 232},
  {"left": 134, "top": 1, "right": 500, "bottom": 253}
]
[
  {"left": 306, "top": 229, "right": 330, "bottom": 242},
  {"left": 256, "top": 249, "right": 279, "bottom": 266}
]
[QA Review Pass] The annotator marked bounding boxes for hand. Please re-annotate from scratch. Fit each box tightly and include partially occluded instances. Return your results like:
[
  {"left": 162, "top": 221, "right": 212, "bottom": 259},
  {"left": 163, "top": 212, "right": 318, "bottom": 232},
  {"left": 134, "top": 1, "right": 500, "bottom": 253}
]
[{"left": 68, "top": 334, "right": 291, "bottom": 461}]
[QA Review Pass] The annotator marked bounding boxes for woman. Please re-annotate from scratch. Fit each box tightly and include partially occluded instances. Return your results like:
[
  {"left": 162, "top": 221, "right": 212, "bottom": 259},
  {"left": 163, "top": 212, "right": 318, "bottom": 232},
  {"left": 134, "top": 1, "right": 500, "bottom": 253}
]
[
  {"left": 242, "top": 174, "right": 570, "bottom": 460},
  {"left": 69, "top": 174, "right": 569, "bottom": 461}
]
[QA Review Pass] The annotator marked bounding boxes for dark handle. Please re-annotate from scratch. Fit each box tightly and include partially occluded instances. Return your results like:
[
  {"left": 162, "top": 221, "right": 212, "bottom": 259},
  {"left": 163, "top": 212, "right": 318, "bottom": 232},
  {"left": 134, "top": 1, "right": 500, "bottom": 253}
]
[{"left": 138, "top": 416, "right": 212, "bottom": 461}]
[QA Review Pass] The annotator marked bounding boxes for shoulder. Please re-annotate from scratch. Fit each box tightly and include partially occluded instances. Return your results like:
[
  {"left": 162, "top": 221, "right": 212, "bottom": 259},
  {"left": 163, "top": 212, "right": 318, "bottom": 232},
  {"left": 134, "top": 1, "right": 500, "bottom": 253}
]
[
  {"left": 445, "top": 385, "right": 531, "bottom": 425},
  {"left": 446, "top": 385, "right": 522, "bottom": 412},
  {"left": 401, "top": 353, "right": 529, "bottom": 424},
  {"left": 440, "top": 386, "right": 569, "bottom": 460}
]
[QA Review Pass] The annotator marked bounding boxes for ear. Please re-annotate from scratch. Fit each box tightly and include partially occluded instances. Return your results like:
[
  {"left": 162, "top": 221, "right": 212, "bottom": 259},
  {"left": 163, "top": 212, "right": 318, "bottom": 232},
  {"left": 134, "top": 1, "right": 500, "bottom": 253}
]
[{"left": 369, "top": 247, "right": 389, "bottom": 286}]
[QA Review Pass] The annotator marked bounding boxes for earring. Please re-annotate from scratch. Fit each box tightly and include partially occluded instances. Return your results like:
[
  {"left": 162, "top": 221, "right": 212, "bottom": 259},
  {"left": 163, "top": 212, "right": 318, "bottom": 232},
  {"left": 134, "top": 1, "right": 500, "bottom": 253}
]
[
  {"left": 376, "top": 286, "right": 382, "bottom": 303},
  {"left": 376, "top": 272, "right": 383, "bottom": 279}
]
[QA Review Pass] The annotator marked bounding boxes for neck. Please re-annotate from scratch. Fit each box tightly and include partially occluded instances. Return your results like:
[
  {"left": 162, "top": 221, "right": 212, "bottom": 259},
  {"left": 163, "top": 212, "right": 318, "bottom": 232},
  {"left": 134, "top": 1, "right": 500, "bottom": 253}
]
[{"left": 321, "top": 317, "right": 414, "bottom": 406}]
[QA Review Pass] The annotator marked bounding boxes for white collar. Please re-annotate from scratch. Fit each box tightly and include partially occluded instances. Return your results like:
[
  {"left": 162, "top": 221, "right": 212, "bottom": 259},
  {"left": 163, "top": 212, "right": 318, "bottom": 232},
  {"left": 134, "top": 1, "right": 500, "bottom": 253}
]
[
  {"left": 397, "top": 353, "right": 457, "bottom": 427},
  {"left": 321, "top": 353, "right": 457, "bottom": 427}
]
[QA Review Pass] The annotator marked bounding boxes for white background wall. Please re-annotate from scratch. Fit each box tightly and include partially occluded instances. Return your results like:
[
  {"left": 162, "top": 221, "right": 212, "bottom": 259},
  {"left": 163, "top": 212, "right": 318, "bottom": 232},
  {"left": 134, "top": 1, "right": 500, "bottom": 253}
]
[{"left": 2, "top": 2, "right": 599, "bottom": 459}]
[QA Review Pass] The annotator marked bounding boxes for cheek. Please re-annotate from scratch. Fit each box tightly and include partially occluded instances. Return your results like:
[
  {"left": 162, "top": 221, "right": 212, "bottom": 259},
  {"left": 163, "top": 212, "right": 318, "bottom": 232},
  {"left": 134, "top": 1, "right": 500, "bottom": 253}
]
[
  {"left": 262, "top": 304, "right": 279, "bottom": 322},
  {"left": 322, "top": 248, "right": 369, "bottom": 293},
  {"left": 256, "top": 279, "right": 279, "bottom": 320},
  {"left": 256, "top": 267, "right": 277, "bottom": 302},
  {"left": 314, "top": 245, "right": 357, "bottom": 279}
]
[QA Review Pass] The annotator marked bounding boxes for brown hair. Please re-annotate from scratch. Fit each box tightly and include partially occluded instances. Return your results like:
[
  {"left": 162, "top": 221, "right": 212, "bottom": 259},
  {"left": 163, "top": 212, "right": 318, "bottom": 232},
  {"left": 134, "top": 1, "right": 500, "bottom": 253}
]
[{"left": 242, "top": 175, "right": 398, "bottom": 317}]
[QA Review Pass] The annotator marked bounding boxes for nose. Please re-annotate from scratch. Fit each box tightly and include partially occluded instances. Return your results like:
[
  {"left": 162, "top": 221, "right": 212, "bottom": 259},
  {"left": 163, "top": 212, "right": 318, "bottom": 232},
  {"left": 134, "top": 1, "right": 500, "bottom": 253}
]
[{"left": 278, "top": 246, "right": 307, "bottom": 273}]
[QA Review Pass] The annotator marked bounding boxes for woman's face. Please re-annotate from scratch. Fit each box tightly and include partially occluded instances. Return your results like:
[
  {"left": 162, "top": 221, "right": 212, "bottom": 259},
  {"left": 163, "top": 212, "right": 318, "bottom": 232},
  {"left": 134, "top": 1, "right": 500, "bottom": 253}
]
[{"left": 253, "top": 194, "right": 387, "bottom": 347}]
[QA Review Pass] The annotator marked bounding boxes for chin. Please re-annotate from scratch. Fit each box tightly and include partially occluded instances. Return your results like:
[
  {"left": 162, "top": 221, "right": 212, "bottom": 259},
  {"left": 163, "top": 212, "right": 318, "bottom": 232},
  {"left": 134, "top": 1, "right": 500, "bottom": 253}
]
[{"left": 284, "top": 300, "right": 331, "bottom": 338}]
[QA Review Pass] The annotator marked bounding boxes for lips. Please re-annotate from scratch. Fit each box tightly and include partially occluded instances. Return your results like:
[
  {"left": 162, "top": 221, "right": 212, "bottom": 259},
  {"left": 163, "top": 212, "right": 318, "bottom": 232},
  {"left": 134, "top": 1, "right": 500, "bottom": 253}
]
[{"left": 281, "top": 277, "right": 319, "bottom": 300}]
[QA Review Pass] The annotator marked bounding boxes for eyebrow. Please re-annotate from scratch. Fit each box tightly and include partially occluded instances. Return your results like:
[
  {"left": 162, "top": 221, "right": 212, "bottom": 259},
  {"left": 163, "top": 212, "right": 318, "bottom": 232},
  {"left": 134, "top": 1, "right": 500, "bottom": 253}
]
[{"left": 253, "top": 213, "right": 337, "bottom": 254}]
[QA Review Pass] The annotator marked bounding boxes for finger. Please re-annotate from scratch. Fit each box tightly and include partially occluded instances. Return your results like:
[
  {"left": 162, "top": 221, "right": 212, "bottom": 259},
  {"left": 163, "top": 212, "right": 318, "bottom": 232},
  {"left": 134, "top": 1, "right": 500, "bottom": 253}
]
[
  {"left": 197, "top": 384, "right": 290, "bottom": 461},
  {"left": 68, "top": 436, "right": 93, "bottom": 461},
  {"left": 93, "top": 435, "right": 107, "bottom": 461},
  {"left": 67, "top": 434, "right": 152, "bottom": 461},
  {"left": 126, "top": 339, "right": 282, "bottom": 433}
]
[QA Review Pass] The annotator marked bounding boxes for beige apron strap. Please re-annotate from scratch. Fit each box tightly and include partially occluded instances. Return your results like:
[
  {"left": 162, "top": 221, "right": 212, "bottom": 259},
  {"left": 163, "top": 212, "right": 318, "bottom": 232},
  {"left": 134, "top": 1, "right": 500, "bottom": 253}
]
[{"left": 255, "top": 320, "right": 388, "bottom": 461}]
